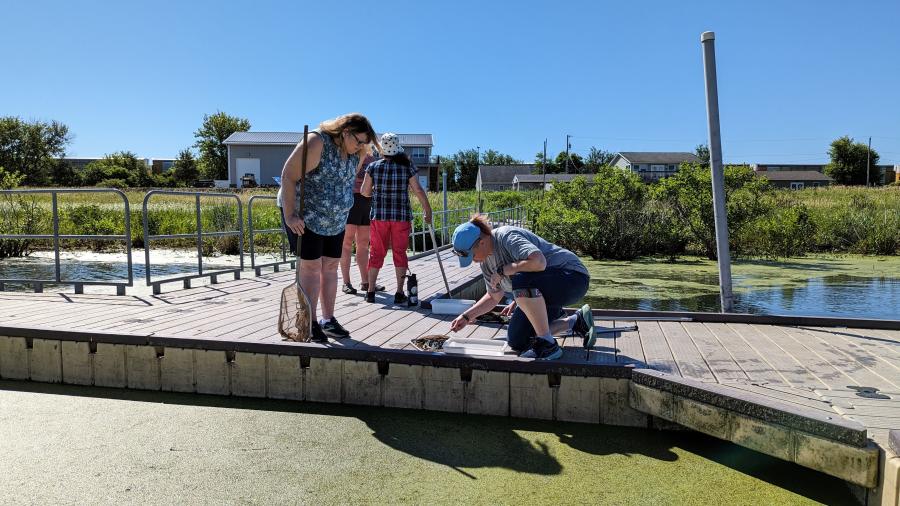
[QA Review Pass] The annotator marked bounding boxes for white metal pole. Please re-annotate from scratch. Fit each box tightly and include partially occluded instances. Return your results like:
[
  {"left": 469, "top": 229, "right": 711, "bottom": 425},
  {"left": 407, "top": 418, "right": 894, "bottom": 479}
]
[{"left": 701, "top": 31, "right": 734, "bottom": 313}]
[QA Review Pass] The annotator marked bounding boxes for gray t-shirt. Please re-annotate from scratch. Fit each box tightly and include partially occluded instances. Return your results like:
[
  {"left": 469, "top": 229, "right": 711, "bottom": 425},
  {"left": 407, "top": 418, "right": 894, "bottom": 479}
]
[{"left": 480, "top": 226, "right": 588, "bottom": 294}]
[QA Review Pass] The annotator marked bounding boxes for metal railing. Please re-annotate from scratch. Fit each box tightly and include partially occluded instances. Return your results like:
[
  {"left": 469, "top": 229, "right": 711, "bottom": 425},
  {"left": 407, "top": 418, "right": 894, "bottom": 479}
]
[
  {"left": 409, "top": 206, "right": 476, "bottom": 254},
  {"left": 408, "top": 205, "right": 528, "bottom": 254},
  {"left": 247, "top": 195, "right": 293, "bottom": 275},
  {"left": 485, "top": 206, "right": 528, "bottom": 228},
  {"left": 0, "top": 188, "right": 133, "bottom": 295},
  {"left": 142, "top": 190, "right": 244, "bottom": 294}
]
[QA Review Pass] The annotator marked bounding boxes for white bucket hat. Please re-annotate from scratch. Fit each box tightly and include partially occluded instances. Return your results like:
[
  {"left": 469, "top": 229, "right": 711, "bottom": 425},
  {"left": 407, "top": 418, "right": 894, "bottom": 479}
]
[{"left": 380, "top": 132, "right": 404, "bottom": 156}]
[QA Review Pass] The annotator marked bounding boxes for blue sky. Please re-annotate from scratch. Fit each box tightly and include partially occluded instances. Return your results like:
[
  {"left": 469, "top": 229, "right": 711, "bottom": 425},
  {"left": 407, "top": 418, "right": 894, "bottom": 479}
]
[{"left": 2, "top": 0, "right": 899, "bottom": 165}]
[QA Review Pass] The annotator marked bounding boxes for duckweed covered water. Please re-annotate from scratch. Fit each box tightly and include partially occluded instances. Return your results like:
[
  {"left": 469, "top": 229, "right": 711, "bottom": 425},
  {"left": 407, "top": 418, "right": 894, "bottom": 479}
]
[
  {"left": 582, "top": 255, "right": 900, "bottom": 319},
  {"left": 0, "top": 381, "right": 856, "bottom": 505}
]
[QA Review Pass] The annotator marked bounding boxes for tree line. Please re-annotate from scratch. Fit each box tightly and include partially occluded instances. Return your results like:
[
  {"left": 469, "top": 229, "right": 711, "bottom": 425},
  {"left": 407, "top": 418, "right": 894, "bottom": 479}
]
[
  {"left": 0, "top": 113, "right": 887, "bottom": 191},
  {"left": 0, "top": 112, "right": 249, "bottom": 189}
]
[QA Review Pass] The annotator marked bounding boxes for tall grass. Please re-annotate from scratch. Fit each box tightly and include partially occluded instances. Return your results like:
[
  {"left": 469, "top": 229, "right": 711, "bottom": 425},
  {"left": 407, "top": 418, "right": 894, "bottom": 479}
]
[{"left": 3, "top": 186, "right": 896, "bottom": 260}]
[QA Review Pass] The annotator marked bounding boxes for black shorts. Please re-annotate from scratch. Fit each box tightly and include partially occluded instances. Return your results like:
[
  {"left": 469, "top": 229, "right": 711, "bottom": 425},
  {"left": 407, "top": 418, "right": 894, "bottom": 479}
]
[
  {"left": 281, "top": 212, "right": 345, "bottom": 260},
  {"left": 346, "top": 193, "right": 372, "bottom": 226}
]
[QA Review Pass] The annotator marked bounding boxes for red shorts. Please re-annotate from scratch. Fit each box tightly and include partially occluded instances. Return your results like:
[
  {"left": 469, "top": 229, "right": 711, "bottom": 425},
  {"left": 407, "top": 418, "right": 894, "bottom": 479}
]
[{"left": 368, "top": 220, "right": 411, "bottom": 269}]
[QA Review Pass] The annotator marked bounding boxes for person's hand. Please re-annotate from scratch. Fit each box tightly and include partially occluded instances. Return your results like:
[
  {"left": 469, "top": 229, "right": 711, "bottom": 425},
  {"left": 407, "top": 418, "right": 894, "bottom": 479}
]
[
  {"left": 500, "top": 301, "right": 517, "bottom": 317},
  {"left": 450, "top": 314, "right": 469, "bottom": 332},
  {"left": 423, "top": 210, "right": 432, "bottom": 224},
  {"left": 285, "top": 215, "right": 305, "bottom": 235}
]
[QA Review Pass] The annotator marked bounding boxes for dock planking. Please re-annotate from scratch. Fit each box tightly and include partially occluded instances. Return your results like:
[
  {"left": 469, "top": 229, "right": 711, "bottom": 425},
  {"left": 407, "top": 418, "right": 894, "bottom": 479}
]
[{"left": 3, "top": 248, "right": 900, "bottom": 449}]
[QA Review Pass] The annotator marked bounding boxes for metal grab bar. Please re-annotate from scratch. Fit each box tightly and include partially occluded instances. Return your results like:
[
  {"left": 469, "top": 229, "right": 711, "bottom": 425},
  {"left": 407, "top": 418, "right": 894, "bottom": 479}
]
[
  {"left": 0, "top": 188, "right": 133, "bottom": 295},
  {"left": 247, "top": 195, "right": 293, "bottom": 275},
  {"left": 484, "top": 206, "right": 528, "bottom": 228},
  {"left": 142, "top": 190, "right": 244, "bottom": 294},
  {"left": 409, "top": 206, "right": 475, "bottom": 254},
  {"left": 408, "top": 205, "right": 527, "bottom": 254}
]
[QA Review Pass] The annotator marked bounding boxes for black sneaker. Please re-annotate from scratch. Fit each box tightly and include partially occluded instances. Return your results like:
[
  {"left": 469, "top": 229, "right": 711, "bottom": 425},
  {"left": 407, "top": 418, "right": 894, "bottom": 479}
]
[
  {"left": 321, "top": 317, "right": 350, "bottom": 338},
  {"left": 365, "top": 291, "right": 376, "bottom": 303},
  {"left": 310, "top": 321, "right": 329, "bottom": 343},
  {"left": 393, "top": 292, "right": 408, "bottom": 305},
  {"left": 361, "top": 283, "right": 386, "bottom": 292},
  {"left": 520, "top": 337, "right": 563, "bottom": 360},
  {"left": 342, "top": 283, "right": 357, "bottom": 295},
  {"left": 572, "top": 304, "right": 596, "bottom": 350}
]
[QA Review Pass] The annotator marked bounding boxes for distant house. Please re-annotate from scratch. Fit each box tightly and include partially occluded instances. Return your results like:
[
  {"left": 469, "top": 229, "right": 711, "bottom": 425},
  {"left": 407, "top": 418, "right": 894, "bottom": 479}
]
[
  {"left": 150, "top": 158, "right": 176, "bottom": 174},
  {"left": 609, "top": 152, "right": 702, "bottom": 183},
  {"left": 757, "top": 170, "right": 833, "bottom": 189},
  {"left": 751, "top": 164, "right": 826, "bottom": 173},
  {"left": 60, "top": 157, "right": 104, "bottom": 170},
  {"left": 223, "top": 132, "right": 437, "bottom": 189},
  {"left": 475, "top": 164, "right": 535, "bottom": 191},
  {"left": 512, "top": 173, "right": 588, "bottom": 191},
  {"left": 753, "top": 163, "right": 896, "bottom": 185}
]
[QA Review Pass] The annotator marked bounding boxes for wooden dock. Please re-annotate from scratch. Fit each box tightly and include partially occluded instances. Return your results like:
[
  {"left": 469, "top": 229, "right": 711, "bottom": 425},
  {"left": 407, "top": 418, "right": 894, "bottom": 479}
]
[{"left": 2, "top": 248, "right": 900, "bottom": 498}]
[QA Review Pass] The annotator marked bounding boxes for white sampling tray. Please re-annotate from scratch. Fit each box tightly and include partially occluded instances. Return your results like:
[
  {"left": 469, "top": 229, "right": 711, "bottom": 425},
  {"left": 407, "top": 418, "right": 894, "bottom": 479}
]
[
  {"left": 430, "top": 298, "right": 476, "bottom": 315},
  {"left": 441, "top": 337, "right": 510, "bottom": 357}
]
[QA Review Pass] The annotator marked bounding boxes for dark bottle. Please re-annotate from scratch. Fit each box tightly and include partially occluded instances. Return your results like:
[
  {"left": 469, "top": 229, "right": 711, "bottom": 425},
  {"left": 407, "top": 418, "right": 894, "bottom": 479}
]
[{"left": 407, "top": 273, "right": 418, "bottom": 307}]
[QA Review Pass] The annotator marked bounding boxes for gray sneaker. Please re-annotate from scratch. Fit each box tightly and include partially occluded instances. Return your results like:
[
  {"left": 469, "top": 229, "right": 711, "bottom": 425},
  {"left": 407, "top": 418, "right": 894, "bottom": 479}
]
[
  {"left": 520, "top": 338, "right": 563, "bottom": 360},
  {"left": 573, "top": 304, "right": 596, "bottom": 350}
]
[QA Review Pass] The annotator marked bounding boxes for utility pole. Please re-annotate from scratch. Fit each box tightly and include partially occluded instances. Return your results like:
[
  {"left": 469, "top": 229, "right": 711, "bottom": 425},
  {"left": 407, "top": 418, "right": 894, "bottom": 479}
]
[
  {"left": 701, "top": 31, "right": 734, "bottom": 313},
  {"left": 476, "top": 146, "right": 481, "bottom": 213},
  {"left": 439, "top": 156, "right": 447, "bottom": 240},
  {"left": 541, "top": 139, "right": 547, "bottom": 200},
  {"left": 866, "top": 136, "right": 872, "bottom": 187},
  {"left": 565, "top": 134, "right": 571, "bottom": 174}
]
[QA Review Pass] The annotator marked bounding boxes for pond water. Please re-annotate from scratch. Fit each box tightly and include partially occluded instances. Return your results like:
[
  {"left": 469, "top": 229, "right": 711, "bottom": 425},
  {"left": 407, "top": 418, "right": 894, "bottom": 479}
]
[
  {"left": 0, "top": 382, "right": 859, "bottom": 505},
  {"left": 0, "top": 250, "right": 258, "bottom": 295},
  {"left": 581, "top": 256, "right": 900, "bottom": 320},
  {"left": 2, "top": 251, "right": 898, "bottom": 321}
]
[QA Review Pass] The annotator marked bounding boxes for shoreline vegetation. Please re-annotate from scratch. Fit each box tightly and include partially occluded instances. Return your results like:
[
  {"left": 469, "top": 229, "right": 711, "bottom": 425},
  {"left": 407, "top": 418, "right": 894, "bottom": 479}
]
[{"left": 1, "top": 168, "right": 898, "bottom": 261}]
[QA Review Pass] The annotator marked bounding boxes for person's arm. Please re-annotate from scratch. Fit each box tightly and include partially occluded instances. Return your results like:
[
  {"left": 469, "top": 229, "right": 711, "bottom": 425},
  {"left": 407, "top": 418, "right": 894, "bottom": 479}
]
[
  {"left": 495, "top": 231, "right": 547, "bottom": 276},
  {"left": 449, "top": 289, "right": 504, "bottom": 332},
  {"left": 408, "top": 175, "right": 432, "bottom": 223},
  {"left": 281, "top": 133, "right": 323, "bottom": 234},
  {"left": 499, "top": 251, "right": 546, "bottom": 276},
  {"left": 360, "top": 170, "right": 373, "bottom": 198}
]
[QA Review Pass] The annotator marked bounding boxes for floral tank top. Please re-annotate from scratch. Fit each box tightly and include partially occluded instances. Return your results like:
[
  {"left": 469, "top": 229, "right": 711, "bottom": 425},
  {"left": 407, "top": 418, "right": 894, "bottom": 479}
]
[{"left": 277, "top": 130, "right": 359, "bottom": 236}]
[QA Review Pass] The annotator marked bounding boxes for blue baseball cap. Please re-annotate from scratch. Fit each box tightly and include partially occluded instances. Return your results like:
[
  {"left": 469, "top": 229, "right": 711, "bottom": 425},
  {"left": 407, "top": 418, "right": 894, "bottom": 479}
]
[{"left": 451, "top": 222, "right": 481, "bottom": 267}]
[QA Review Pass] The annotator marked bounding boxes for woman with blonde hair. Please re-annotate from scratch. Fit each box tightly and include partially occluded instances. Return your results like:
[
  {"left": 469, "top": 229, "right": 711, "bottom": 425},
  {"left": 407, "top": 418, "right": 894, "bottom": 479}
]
[
  {"left": 448, "top": 215, "right": 595, "bottom": 360},
  {"left": 278, "top": 113, "right": 380, "bottom": 342}
]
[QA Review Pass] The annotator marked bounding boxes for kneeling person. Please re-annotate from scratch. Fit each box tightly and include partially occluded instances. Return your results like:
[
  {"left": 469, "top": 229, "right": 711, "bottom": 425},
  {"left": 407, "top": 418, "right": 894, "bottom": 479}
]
[{"left": 448, "top": 216, "right": 595, "bottom": 360}]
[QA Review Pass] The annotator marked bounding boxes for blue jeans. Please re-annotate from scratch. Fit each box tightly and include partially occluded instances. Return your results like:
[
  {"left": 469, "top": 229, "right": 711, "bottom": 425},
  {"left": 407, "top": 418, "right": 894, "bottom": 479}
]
[{"left": 506, "top": 268, "right": 590, "bottom": 352}]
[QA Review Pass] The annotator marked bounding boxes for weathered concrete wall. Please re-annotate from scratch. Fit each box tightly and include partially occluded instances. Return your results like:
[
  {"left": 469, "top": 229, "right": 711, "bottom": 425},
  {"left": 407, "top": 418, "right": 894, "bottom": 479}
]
[
  {"left": 629, "top": 370, "right": 879, "bottom": 489},
  {"left": 0, "top": 337, "right": 640, "bottom": 427}
]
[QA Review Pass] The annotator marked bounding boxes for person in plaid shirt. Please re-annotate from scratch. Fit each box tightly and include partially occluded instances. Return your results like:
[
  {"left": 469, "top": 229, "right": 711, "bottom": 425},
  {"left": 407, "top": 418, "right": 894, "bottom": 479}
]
[{"left": 360, "top": 132, "right": 432, "bottom": 304}]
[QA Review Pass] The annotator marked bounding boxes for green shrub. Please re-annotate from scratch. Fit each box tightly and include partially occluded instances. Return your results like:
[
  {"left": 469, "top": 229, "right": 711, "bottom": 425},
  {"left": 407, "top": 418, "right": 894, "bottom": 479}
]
[
  {"left": 0, "top": 195, "right": 47, "bottom": 258},
  {"left": 531, "top": 168, "right": 651, "bottom": 260},
  {"left": 63, "top": 204, "right": 122, "bottom": 252},
  {"left": 0, "top": 166, "right": 25, "bottom": 189},
  {"left": 97, "top": 178, "right": 128, "bottom": 188},
  {"left": 738, "top": 196, "right": 813, "bottom": 258},
  {"left": 652, "top": 164, "right": 775, "bottom": 260}
]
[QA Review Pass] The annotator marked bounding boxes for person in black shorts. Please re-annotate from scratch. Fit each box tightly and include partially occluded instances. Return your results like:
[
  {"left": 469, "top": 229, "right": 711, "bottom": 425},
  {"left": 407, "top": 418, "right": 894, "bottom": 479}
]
[
  {"left": 278, "top": 113, "right": 380, "bottom": 342},
  {"left": 340, "top": 148, "right": 383, "bottom": 295}
]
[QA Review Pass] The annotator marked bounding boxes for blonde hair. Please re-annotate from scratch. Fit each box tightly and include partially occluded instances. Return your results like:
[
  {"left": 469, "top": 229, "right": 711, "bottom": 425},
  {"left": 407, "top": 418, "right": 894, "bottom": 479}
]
[
  {"left": 318, "top": 113, "right": 381, "bottom": 153},
  {"left": 470, "top": 214, "right": 492, "bottom": 235}
]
